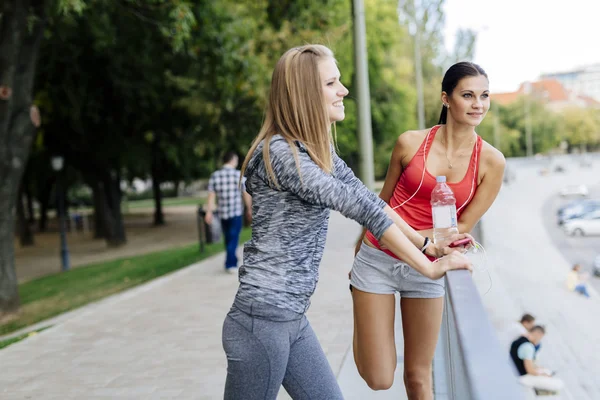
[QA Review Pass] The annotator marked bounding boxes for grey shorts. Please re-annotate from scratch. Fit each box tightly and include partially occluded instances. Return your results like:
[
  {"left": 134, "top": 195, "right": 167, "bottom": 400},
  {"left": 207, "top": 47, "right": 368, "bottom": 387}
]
[{"left": 350, "top": 242, "right": 445, "bottom": 298}]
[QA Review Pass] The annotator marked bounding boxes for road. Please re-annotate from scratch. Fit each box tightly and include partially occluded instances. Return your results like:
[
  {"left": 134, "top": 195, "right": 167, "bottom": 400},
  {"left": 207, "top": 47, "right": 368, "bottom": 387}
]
[{"left": 542, "top": 183, "right": 600, "bottom": 293}]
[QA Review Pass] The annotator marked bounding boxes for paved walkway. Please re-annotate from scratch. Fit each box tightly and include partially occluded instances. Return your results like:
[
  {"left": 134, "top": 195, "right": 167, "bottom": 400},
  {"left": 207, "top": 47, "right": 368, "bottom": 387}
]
[
  {"left": 2, "top": 212, "right": 408, "bottom": 399},
  {"left": 479, "top": 163, "right": 600, "bottom": 400},
  {"left": 1, "top": 162, "right": 599, "bottom": 399}
]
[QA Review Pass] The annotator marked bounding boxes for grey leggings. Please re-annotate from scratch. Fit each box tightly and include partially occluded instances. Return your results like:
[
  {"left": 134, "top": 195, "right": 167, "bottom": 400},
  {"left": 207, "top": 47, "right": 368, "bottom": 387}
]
[{"left": 222, "top": 299, "right": 344, "bottom": 400}]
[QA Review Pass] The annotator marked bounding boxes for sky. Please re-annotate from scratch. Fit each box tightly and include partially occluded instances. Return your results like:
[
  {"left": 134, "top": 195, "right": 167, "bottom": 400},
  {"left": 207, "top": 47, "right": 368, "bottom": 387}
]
[{"left": 443, "top": 0, "right": 600, "bottom": 93}]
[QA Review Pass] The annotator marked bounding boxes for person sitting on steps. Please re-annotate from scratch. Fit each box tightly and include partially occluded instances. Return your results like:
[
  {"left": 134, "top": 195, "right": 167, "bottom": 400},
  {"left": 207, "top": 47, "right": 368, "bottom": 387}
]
[{"left": 510, "top": 325, "right": 564, "bottom": 394}]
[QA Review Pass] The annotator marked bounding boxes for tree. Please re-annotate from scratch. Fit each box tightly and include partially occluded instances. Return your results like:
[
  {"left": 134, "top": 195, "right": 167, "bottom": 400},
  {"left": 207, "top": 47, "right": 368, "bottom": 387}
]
[
  {"left": 477, "top": 106, "right": 521, "bottom": 156},
  {"left": 449, "top": 28, "right": 477, "bottom": 64},
  {"left": 0, "top": 0, "right": 48, "bottom": 314},
  {"left": 560, "top": 108, "right": 598, "bottom": 151},
  {"left": 0, "top": 0, "right": 196, "bottom": 314},
  {"left": 343, "top": 0, "right": 417, "bottom": 177},
  {"left": 172, "top": 0, "right": 351, "bottom": 171},
  {"left": 488, "top": 97, "right": 562, "bottom": 157}
]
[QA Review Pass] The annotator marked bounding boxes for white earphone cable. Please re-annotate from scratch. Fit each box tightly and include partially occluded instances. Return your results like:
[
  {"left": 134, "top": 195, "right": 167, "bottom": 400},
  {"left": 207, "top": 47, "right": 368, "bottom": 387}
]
[{"left": 388, "top": 126, "right": 490, "bottom": 294}]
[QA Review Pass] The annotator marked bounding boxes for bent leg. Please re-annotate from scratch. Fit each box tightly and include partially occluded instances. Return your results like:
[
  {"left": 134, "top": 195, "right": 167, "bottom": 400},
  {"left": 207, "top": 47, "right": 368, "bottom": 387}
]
[
  {"left": 519, "top": 375, "right": 565, "bottom": 392},
  {"left": 282, "top": 317, "right": 344, "bottom": 399},
  {"left": 575, "top": 284, "right": 590, "bottom": 298},
  {"left": 401, "top": 297, "right": 444, "bottom": 400},
  {"left": 352, "top": 287, "right": 397, "bottom": 390}
]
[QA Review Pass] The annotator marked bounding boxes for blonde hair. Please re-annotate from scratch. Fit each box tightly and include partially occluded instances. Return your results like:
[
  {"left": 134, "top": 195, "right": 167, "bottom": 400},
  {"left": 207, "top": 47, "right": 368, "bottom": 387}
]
[{"left": 241, "top": 44, "right": 336, "bottom": 187}]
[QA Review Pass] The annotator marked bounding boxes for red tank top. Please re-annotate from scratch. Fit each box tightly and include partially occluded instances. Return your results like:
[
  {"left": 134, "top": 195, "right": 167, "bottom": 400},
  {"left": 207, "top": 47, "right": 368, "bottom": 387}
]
[{"left": 365, "top": 125, "right": 482, "bottom": 260}]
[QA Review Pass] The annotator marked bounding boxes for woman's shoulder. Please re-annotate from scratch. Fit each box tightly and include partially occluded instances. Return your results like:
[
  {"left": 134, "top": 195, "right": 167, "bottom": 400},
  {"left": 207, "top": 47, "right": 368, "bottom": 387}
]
[
  {"left": 245, "top": 135, "right": 291, "bottom": 175},
  {"left": 396, "top": 128, "right": 431, "bottom": 148},
  {"left": 478, "top": 137, "right": 506, "bottom": 168},
  {"left": 268, "top": 134, "right": 305, "bottom": 152}
]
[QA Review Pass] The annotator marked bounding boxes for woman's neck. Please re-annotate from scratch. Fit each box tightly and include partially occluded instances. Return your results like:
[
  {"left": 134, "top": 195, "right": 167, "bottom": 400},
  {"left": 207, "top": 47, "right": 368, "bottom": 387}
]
[{"left": 442, "top": 120, "right": 476, "bottom": 150}]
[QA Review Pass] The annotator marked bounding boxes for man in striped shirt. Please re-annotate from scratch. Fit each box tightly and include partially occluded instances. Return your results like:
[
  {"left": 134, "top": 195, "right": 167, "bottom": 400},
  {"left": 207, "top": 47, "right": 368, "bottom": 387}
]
[{"left": 205, "top": 151, "right": 252, "bottom": 274}]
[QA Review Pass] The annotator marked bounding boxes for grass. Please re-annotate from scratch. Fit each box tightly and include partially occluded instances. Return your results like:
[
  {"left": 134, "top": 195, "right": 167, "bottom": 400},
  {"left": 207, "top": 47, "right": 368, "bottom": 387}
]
[
  {"left": 0, "top": 227, "right": 251, "bottom": 337},
  {"left": 125, "top": 196, "right": 205, "bottom": 210},
  {"left": 63, "top": 196, "right": 206, "bottom": 216}
]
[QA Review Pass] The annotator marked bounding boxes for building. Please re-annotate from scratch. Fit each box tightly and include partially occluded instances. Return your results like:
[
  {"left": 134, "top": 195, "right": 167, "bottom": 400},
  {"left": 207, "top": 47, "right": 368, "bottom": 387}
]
[
  {"left": 493, "top": 78, "right": 600, "bottom": 111},
  {"left": 541, "top": 64, "right": 600, "bottom": 103}
]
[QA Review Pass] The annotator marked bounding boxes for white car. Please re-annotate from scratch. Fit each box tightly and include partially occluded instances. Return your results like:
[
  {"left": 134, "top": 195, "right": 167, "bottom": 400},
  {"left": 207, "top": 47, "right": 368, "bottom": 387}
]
[
  {"left": 559, "top": 184, "right": 589, "bottom": 198},
  {"left": 563, "top": 209, "right": 600, "bottom": 236}
]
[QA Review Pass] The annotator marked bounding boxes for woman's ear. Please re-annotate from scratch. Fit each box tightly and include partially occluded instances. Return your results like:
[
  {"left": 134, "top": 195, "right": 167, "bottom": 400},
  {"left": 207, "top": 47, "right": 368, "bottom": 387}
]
[{"left": 441, "top": 92, "right": 449, "bottom": 107}]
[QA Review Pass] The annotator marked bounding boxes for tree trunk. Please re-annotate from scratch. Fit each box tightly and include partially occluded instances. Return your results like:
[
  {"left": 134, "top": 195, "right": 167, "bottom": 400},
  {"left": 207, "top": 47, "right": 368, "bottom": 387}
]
[
  {"left": 91, "top": 181, "right": 107, "bottom": 239},
  {"left": 17, "top": 183, "right": 34, "bottom": 246},
  {"left": 100, "top": 171, "right": 126, "bottom": 247},
  {"left": 151, "top": 139, "right": 165, "bottom": 226},
  {"left": 0, "top": 0, "right": 47, "bottom": 314}
]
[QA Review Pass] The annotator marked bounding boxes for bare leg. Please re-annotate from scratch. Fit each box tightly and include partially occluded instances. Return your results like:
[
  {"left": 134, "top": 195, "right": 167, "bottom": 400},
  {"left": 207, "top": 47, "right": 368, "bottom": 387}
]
[
  {"left": 401, "top": 297, "right": 444, "bottom": 400},
  {"left": 352, "top": 287, "right": 397, "bottom": 390}
]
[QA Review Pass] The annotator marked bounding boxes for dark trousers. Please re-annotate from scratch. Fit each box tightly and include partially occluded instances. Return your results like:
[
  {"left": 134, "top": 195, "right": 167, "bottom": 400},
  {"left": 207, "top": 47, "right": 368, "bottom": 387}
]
[{"left": 221, "top": 215, "right": 242, "bottom": 269}]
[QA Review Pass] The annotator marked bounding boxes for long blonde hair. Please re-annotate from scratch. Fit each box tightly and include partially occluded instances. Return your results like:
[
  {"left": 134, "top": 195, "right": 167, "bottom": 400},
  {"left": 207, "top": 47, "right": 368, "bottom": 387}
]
[{"left": 241, "top": 44, "right": 335, "bottom": 187}]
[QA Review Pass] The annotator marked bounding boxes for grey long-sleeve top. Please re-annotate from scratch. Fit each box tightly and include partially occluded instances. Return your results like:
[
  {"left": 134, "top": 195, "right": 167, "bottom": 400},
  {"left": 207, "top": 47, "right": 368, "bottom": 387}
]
[{"left": 236, "top": 135, "right": 393, "bottom": 313}]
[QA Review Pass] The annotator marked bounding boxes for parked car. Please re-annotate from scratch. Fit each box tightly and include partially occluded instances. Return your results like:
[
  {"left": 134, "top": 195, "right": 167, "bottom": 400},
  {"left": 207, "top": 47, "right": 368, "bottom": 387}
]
[
  {"left": 559, "top": 184, "right": 589, "bottom": 198},
  {"left": 558, "top": 199, "right": 600, "bottom": 225},
  {"left": 593, "top": 255, "right": 600, "bottom": 277},
  {"left": 563, "top": 209, "right": 600, "bottom": 236}
]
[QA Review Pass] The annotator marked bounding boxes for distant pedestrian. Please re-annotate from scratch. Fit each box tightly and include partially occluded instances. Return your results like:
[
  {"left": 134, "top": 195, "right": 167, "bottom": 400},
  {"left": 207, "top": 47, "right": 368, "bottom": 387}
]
[
  {"left": 510, "top": 325, "right": 564, "bottom": 393},
  {"left": 566, "top": 264, "right": 591, "bottom": 298},
  {"left": 502, "top": 313, "right": 540, "bottom": 354},
  {"left": 205, "top": 151, "right": 252, "bottom": 274}
]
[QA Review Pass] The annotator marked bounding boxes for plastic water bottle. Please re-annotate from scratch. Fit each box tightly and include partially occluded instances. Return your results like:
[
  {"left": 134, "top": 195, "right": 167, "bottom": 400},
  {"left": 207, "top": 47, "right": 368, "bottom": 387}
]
[{"left": 431, "top": 176, "right": 459, "bottom": 244}]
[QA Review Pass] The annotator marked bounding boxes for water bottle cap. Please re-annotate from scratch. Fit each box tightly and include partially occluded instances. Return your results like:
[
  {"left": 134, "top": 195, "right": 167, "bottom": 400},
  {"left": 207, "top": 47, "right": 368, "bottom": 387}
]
[{"left": 436, "top": 176, "right": 446, "bottom": 183}]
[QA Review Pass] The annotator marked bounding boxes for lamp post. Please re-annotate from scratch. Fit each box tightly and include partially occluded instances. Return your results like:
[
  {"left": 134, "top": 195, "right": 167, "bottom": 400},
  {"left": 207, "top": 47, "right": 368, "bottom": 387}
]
[
  {"left": 352, "top": 0, "right": 375, "bottom": 190},
  {"left": 524, "top": 82, "right": 534, "bottom": 158},
  {"left": 51, "top": 156, "right": 70, "bottom": 272},
  {"left": 398, "top": 0, "right": 425, "bottom": 130}
]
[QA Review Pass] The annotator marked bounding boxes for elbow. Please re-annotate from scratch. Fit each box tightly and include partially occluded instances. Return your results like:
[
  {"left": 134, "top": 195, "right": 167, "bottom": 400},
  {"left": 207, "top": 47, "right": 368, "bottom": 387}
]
[
  {"left": 524, "top": 361, "right": 537, "bottom": 376},
  {"left": 458, "top": 222, "right": 473, "bottom": 234},
  {"left": 458, "top": 220, "right": 478, "bottom": 235}
]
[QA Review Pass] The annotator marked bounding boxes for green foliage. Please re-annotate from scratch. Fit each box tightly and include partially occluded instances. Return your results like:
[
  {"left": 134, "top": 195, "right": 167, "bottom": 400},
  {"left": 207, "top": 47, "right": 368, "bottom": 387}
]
[
  {"left": 56, "top": 0, "right": 86, "bottom": 16},
  {"left": 36, "top": 0, "right": 500, "bottom": 186},
  {"left": 495, "top": 97, "right": 562, "bottom": 156},
  {"left": 560, "top": 108, "right": 599, "bottom": 149},
  {"left": 330, "top": 0, "right": 418, "bottom": 176},
  {"left": 476, "top": 98, "right": 600, "bottom": 158},
  {"left": 477, "top": 107, "right": 521, "bottom": 156}
]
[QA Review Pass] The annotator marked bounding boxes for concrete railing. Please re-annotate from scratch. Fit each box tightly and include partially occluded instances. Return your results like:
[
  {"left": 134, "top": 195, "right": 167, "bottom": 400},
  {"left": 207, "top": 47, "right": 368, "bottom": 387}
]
[
  {"left": 432, "top": 269, "right": 524, "bottom": 400},
  {"left": 432, "top": 220, "right": 524, "bottom": 400}
]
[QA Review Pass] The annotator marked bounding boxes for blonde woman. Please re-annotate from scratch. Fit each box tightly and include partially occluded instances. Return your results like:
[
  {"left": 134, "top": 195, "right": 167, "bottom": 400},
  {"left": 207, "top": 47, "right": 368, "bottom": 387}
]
[{"left": 221, "top": 45, "right": 472, "bottom": 400}]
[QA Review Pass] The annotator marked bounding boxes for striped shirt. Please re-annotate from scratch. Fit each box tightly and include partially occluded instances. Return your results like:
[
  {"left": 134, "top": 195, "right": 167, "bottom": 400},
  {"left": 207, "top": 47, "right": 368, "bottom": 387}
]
[
  {"left": 207, "top": 166, "right": 245, "bottom": 219},
  {"left": 235, "top": 135, "right": 393, "bottom": 313}
]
